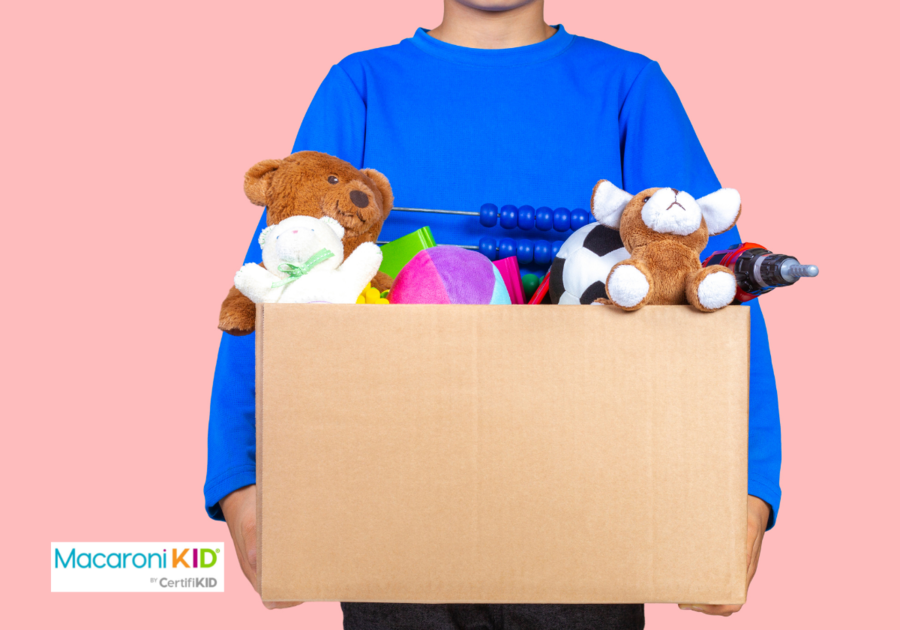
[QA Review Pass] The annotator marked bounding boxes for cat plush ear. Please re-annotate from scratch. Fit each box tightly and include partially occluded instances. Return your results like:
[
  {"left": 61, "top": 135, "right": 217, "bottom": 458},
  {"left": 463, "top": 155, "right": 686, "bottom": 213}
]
[
  {"left": 697, "top": 188, "right": 742, "bottom": 235},
  {"left": 258, "top": 225, "right": 277, "bottom": 247},
  {"left": 591, "top": 180, "right": 633, "bottom": 229},
  {"left": 320, "top": 216, "right": 345, "bottom": 239}
]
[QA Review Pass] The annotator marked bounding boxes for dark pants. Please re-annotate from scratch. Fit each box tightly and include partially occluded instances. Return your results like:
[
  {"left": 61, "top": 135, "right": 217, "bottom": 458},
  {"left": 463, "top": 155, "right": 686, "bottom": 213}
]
[{"left": 342, "top": 604, "right": 645, "bottom": 630}]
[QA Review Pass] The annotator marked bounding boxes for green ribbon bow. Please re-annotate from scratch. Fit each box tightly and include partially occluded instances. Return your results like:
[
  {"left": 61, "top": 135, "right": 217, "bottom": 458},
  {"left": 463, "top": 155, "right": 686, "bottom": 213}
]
[{"left": 270, "top": 249, "right": 335, "bottom": 288}]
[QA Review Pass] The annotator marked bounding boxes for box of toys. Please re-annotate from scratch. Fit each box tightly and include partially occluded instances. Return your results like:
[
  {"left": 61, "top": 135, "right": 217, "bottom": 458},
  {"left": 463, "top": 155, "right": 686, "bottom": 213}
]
[{"left": 219, "top": 152, "right": 816, "bottom": 605}]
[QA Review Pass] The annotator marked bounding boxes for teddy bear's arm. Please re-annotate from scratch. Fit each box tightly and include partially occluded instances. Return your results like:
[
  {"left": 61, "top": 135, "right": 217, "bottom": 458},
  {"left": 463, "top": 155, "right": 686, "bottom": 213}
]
[
  {"left": 218, "top": 285, "right": 257, "bottom": 335},
  {"left": 371, "top": 271, "right": 393, "bottom": 293},
  {"left": 335, "top": 242, "right": 384, "bottom": 298},
  {"left": 219, "top": 260, "right": 271, "bottom": 334},
  {"left": 372, "top": 271, "right": 394, "bottom": 293},
  {"left": 338, "top": 242, "right": 383, "bottom": 279},
  {"left": 234, "top": 263, "right": 284, "bottom": 304}
]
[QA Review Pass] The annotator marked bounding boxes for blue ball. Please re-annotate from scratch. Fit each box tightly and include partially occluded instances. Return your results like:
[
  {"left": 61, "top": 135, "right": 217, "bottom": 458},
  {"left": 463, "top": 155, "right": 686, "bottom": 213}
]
[
  {"left": 535, "top": 207, "right": 553, "bottom": 231},
  {"left": 517, "top": 205, "right": 535, "bottom": 231},
  {"left": 479, "top": 236, "right": 497, "bottom": 260},
  {"left": 570, "top": 208, "right": 591, "bottom": 230},
  {"left": 498, "top": 237, "right": 517, "bottom": 260},
  {"left": 480, "top": 203, "right": 498, "bottom": 228},
  {"left": 516, "top": 239, "right": 534, "bottom": 264},
  {"left": 500, "top": 205, "right": 518, "bottom": 230},
  {"left": 533, "top": 239, "right": 552, "bottom": 265},
  {"left": 551, "top": 241, "right": 563, "bottom": 259},
  {"left": 553, "top": 207, "right": 570, "bottom": 232}
]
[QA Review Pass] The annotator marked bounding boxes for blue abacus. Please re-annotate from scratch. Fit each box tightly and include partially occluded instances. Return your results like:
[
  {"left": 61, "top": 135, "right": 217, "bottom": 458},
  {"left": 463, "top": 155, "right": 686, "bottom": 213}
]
[{"left": 390, "top": 203, "right": 595, "bottom": 266}]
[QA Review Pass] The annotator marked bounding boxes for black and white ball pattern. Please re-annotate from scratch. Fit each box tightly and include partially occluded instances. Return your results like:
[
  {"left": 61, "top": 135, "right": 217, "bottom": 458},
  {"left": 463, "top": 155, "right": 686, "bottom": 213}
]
[{"left": 549, "top": 223, "right": 630, "bottom": 305}]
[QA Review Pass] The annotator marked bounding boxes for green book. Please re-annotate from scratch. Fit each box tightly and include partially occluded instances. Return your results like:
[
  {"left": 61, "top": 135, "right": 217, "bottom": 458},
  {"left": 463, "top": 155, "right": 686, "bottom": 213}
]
[{"left": 379, "top": 226, "right": 436, "bottom": 278}]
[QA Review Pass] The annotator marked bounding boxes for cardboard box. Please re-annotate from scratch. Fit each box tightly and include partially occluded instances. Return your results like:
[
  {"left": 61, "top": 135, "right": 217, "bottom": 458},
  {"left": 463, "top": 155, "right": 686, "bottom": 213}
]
[{"left": 256, "top": 304, "right": 749, "bottom": 604}]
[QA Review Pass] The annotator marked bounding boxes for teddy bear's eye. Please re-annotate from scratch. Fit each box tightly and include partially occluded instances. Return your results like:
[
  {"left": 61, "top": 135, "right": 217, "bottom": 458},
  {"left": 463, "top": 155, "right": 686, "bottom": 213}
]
[
  {"left": 327, "top": 176, "right": 338, "bottom": 185},
  {"left": 643, "top": 196, "right": 651, "bottom": 203}
]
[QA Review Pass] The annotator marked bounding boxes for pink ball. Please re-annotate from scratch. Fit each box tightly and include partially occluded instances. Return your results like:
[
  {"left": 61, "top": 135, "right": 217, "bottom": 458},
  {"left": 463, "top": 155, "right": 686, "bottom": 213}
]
[{"left": 390, "top": 246, "right": 511, "bottom": 305}]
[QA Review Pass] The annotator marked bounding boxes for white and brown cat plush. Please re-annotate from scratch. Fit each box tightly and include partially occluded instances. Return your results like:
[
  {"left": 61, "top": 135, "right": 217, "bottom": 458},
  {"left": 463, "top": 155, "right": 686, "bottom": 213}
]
[{"left": 590, "top": 180, "right": 742, "bottom": 312}]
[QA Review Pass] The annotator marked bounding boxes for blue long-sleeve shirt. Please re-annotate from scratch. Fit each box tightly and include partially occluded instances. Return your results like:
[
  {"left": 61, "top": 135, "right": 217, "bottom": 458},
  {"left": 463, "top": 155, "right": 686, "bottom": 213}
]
[{"left": 205, "top": 25, "right": 782, "bottom": 528}]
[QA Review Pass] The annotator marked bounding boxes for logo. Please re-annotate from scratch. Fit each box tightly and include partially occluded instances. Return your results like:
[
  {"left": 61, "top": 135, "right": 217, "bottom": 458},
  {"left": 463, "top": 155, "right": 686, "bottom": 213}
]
[{"left": 50, "top": 542, "right": 225, "bottom": 592}]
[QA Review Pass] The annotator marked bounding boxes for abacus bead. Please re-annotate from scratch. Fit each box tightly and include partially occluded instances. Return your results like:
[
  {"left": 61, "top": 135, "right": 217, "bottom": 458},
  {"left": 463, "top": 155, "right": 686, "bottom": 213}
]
[
  {"left": 522, "top": 274, "right": 540, "bottom": 300},
  {"left": 498, "top": 237, "right": 517, "bottom": 260},
  {"left": 480, "top": 203, "right": 498, "bottom": 228},
  {"left": 479, "top": 237, "right": 497, "bottom": 260},
  {"left": 517, "top": 205, "right": 535, "bottom": 231},
  {"left": 570, "top": 208, "right": 591, "bottom": 230},
  {"left": 535, "top": 207, "right": 553, "bottom": 231},
  {"left": 533, "top": 239, "right": 552, "bottom": 265},
  {"left": 551, "top": 241, "right": 563, "bottom": 259},
  {"left": 500, "top": 204, "right": 518, "bottom": 230},
  {"left": 516, "top": 239, "right": 534, "bottom": 264},
  {"left": 553, "top": 207, "right": 570, "bottom": 232}
]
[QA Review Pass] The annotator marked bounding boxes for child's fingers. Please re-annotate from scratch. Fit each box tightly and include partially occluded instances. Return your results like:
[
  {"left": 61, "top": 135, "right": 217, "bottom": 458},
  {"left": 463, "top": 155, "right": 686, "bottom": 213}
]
[
  {"left": 241, "top": 516, "right": 258, "bottom": 575},
  {"left": 228, "top": 517, "right": 257, "bottom": 592},
  {"left": 263, "top": 601, "right": 304, "bottom": 609},
  {"left": 222, "top": 486, "right": 260, "bottom": 593},
  {"left": 678, "top": 604, "right": 742, "bottom": 616}
]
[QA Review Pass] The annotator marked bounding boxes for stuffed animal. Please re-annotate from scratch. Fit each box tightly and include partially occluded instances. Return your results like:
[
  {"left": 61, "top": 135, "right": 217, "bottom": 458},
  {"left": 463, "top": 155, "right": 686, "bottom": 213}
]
[
  {"left": 587, "top": 180, "right": 742, "bottom": 312},
  {"left": 234, "top": 216, "right": 382, "bottom": 304},
  {"left": 219, "top": 151, "right": 394, "bottom": 334},
  {"left": 389, "top": 246, "right": 511, "bottom": 305}
]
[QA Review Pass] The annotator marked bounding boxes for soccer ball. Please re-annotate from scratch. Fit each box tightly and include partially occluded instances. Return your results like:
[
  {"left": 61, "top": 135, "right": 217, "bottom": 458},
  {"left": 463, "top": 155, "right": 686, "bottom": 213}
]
[{"left": 548, "top": 223, "right": 630, "bottom": 305}]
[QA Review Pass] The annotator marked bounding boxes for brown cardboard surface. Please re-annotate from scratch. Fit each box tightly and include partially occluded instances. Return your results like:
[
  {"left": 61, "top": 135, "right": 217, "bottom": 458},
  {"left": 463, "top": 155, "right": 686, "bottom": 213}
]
[{"left": 256, "top": 304, "right": 749, "bottom": 604}]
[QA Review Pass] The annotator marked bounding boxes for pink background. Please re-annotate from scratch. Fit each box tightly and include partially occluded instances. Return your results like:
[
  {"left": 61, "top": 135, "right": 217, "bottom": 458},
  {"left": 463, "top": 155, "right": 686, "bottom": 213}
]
[{"left": 5, "top": 0, "right": 896, "bottom": 627}]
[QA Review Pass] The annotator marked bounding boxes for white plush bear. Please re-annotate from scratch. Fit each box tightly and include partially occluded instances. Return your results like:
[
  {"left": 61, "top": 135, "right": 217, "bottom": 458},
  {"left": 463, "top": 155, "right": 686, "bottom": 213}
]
[{"left": 234, "top": 215, "right": 383, "bottom": 304}]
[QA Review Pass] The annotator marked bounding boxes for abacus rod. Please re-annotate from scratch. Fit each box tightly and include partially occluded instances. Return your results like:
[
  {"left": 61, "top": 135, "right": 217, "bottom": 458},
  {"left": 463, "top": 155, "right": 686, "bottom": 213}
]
[
  {"left": 376, "top": 241, "right": 476, "bottom": 250},
  {"left": 393, "top": 207, "right": 480, "bottom": 217}
]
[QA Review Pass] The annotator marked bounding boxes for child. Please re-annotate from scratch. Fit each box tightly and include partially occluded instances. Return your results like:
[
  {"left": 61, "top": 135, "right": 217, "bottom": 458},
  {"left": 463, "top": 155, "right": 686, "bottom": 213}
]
[{"left": 207, "top": 1, "right": 780, "bottom": 626}]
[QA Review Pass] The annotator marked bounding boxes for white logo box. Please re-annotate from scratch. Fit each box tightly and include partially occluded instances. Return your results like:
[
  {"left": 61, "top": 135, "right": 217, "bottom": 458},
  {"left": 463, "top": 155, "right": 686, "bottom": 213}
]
[{"left": 51, "top": 542, "right": 225, "bottom": 592}]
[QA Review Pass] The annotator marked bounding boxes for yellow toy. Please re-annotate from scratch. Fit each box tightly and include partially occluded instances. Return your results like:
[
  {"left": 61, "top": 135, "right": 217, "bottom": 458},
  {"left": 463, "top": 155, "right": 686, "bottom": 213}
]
[{"left": 356, "top": 283, "right": 390, "bottom": 304}]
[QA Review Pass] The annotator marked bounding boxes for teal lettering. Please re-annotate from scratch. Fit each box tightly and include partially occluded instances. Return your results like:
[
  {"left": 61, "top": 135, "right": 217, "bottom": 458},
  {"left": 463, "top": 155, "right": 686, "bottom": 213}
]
[
  {"left": 148, "top": 552, "right": 163, "bottom": 569},
  {"left": 122, "top": 553, "right": 132, "bottom": 568},
  {"left": 132, "top": 553, "right": 146, "bottom": 568},
  {"left": 77, "top": 553, "right": 91, "bottom": 569},
  {"left": 93, "top": 553, "right": 106, "bottom": 568},
  {"left": 54, "top": 548, "right": 75, "bottom": 568},
  {"left": 107, "top": 553, "right": 121, "bottom": 569}
]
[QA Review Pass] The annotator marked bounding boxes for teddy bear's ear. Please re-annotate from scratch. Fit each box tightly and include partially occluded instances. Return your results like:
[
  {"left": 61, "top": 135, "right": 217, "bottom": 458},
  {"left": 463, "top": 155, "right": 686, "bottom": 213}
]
[
  {"left": 320, "top": 216, "right": 346, "bottom": 240},
  {"left": 591, "top": 180, "right": 633, "bottom": 230},
  {"left": 258, "top": 225, "right": 277, "bottom": 248},
  {"left": 244, "top": 159, "right": 282, "bottom": 207},
  {"left": 696, "top": 188, "right": 742, "bottom": 235},
  {"left": 361, "top": 168, "right": 393, "bottom": 219}
]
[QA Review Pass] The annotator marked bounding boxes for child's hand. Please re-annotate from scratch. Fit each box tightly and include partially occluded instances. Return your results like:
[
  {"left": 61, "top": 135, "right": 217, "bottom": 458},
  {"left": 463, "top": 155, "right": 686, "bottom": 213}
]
[
  {"left": 678, "top": 495, "right": 769, "bottom": 616},
  {"left": 220, "top": 484, "right": 303, "bottom": 609}
]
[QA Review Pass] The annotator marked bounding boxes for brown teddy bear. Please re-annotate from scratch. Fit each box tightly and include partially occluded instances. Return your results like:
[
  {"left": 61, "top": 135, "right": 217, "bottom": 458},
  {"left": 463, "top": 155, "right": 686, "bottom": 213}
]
[
  {"left": 590, "top": 179, "right": 742, "bottom": 312},
  {"left": 219, "top": 151, "right": 394, "bottom": 335}
]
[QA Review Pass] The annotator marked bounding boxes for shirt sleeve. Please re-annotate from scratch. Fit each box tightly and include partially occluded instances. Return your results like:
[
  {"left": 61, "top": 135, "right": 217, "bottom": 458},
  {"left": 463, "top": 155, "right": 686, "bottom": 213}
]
[
  {"left": 620, "top": 61, "right": 783, "bottom": 529},
  {"left": 204, "top": 64, "right": 367, "bottom": 520}
]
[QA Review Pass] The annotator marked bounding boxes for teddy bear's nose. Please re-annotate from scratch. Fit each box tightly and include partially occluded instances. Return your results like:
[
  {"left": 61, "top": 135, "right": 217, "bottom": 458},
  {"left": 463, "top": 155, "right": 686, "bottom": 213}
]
[{"left": 350, "top": 190, "right": 369, "bottom": 208}]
